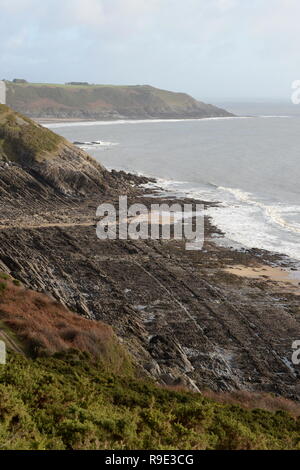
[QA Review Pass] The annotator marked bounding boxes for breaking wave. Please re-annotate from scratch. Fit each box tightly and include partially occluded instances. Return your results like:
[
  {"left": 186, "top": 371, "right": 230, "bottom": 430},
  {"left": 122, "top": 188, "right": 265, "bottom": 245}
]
[
  {"left": 73, "top": 140, "right": 119, "bottom": 150},
  {"left": 44, "top": 116, "right": 252, "bottom": 129},
  {"left": 146, "top": 178, "right": 300, "bottom": 261},
  {"left": 218, "top": 186, "right": 300, "bottom": 234}
]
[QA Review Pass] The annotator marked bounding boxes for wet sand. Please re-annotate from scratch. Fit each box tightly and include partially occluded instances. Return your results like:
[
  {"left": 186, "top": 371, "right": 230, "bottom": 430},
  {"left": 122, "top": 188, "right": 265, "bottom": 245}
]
[{"left": 224, "top": 264, "right": 300, "bottom": 295}]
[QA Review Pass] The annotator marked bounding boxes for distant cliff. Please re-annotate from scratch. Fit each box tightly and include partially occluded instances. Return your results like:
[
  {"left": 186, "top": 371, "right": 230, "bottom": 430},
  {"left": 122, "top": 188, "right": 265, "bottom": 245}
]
[{"left": 5, "top": 81, "right": 233, "bottom": 120}]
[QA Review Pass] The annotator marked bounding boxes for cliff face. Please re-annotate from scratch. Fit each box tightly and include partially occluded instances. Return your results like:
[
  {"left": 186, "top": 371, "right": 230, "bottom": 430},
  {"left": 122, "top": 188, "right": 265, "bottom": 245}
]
[
  {"left": 6, "top": 82, "right": 233, "bottom": 120},
  {"left": 0, "top": 104, "right": 128, "bottom": 197}
]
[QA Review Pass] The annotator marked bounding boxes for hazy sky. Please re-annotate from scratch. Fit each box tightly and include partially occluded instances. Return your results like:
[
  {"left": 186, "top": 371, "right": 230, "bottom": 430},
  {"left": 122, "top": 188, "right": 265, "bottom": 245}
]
[{"left": 0, "top": 0, "right": 299, "bottom": 103}]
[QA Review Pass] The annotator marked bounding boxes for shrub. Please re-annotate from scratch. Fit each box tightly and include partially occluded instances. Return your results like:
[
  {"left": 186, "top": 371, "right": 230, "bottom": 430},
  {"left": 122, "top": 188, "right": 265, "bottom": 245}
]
[
  {"left": 0, "top": 280, "right": 133, "bottom": 374},
  {"left": 0, "top": 353, "right": 299, "bottom": 450},
  {"left": 0, "top": 282, "right": 7, "bottom": 295}
]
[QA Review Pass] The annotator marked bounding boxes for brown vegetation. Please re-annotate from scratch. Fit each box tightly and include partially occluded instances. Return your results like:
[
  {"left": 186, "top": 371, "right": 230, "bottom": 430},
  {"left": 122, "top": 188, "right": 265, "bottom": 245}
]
[
  {"left": 1, "top": 276, "right": 300, "bottom": 450},
  {"left": 0, "top": 278, "right": 132, "bottom": 373},
  {"left": 160, "top": 382, "right": 300, "bottom": 418},
  {"left": 202, "top": 389, "right": 300, "bottom": 418}
]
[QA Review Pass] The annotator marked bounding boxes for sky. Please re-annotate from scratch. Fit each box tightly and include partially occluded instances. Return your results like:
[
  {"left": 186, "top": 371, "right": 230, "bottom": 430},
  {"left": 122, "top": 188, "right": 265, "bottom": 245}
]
[{"left": 0, "top": 0, "right": 299, "bottom": 103}]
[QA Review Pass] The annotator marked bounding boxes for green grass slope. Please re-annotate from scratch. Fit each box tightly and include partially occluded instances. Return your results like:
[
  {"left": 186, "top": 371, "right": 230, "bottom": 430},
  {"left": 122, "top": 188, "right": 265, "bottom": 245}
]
[
  {"left": 6, "top": 82, "right": 233, "bottom": 120},
  {"left": 0, "top": 105, "right": 110, "bottom": 196},
  {"left": 0, "top": 104, "right": 63, "bottom": 164},
  {"left": 1, "top": 353, "right": 300, "bottom": 450},
  {"left": 0, "top": 276, "right": 299, "bottom": 450}
]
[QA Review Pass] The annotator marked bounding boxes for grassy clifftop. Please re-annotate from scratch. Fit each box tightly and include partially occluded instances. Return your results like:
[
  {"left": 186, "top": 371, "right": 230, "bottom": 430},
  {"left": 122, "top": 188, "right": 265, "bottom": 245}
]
[
  {"left": 0, "top": 104, "right": 63, "bottom": 164},
  {"left": 6, "top": 82, "right": 233, "bottom": 120},
  {"left": 0, "top": 105, "right": 111, "bottom": 196},
  {"left": 0, "top": 275, "right": 300, "bottom": 450}
]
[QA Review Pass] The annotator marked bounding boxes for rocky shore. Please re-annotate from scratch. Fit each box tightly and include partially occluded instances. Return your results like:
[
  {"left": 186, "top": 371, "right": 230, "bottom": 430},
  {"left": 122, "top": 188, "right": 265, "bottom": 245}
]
[
  {"left": 0, "top": 104, "right": 299, "bottom": 401},
  {"left": 0, "top": 167, "right": 300, "bottom": 398}
]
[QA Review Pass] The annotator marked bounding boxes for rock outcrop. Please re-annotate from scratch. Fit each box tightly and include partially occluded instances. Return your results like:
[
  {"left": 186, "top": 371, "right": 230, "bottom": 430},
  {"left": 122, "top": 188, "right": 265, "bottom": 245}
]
[{"left": 0, "top": 104, "right": 110, "bottom": 196}]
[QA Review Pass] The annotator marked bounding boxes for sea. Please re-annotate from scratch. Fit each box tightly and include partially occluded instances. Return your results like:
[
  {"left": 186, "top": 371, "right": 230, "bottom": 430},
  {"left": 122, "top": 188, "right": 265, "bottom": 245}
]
[{"left": 45, "top": 102, "right": 300, "bottom": 263}]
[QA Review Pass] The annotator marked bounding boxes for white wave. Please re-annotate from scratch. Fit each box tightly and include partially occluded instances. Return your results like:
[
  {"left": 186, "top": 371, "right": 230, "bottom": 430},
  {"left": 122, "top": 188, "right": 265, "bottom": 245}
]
[
  {"left": 74, "top": 140, "right": 119, "bottom": 150},
  {"left": 218, "top": 186, "right": 253, "bottom": 204},
  {"left": 258, "top": 115, "right": 292, "bottom": 119},
  {"left": 146, "top": 178, "right": 300, "bottom": 261},
  {"left": 44, "top": 116, "right": 252, "bottom": 129},
  {"left": 43, "top": 115, "right": 294, "bottom": 130},
  {"left": 218, "top": 186, "right": 300, "bottom": 234},
  {"left": 147, "top": 179, "right": 300, "bottom": 231},
  {"left": 206, "top": 204, "right": 300, "bottom": 261}
]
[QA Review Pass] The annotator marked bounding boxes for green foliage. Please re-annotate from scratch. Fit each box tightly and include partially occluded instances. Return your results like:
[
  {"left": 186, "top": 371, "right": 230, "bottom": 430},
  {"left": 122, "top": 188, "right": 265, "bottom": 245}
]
[
  {"left": 0, "top": 273, "right": 21, "bottom": 289},
  {"left": 0, "top": 383, "right": 46, "bottom": 450},
  {"left": 0, "top": 105, "right": 63, "bottom": 163},
  {"left": 0, "top": 282, "right": 7, "bottom": 295},
  {"left": 5, "top": 82, "right": 198, "bottom": 114},
  {"left": 0, "top": 352, "right": 299, "bottom": 450}
]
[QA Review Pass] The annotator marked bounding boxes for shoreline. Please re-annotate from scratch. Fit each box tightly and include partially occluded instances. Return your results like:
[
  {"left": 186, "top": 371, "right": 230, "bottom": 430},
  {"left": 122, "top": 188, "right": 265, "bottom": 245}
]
[
  {"left": 36, "top": 115, "right": 247, "bottom": 125},
  {"left": 224, "top": 264, "right": 300, "bottom": 295},
  {"left": 42, "top": 116, "right": 300, "bottom": 264},
  {"left": 143, "top": 178, "right": 300, "bottom": 275},
  {"left": 1, "top": 162, "right": 299, "bottom": 398}
]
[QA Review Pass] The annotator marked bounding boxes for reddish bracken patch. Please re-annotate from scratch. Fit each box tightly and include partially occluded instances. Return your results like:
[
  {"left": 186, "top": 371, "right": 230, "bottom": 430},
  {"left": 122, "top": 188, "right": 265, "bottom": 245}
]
[
  {"left": 202, "top": 389, "right": 300, "bottom": 419},
  {"left": 160, "top": 378, "right": 300, "bottom": 418},
  {"left": 0, "top": 280, "right": 121, "bottom": 362}
]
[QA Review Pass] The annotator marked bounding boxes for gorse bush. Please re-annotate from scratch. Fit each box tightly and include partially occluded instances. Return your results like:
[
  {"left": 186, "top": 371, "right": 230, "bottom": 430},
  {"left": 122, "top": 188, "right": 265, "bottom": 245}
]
[
  {"left": 0, "top": 276, "right": 299, "bottom": 450},
  {"left": 0, "top": 352, "right": 300, "bottom": 450}
]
